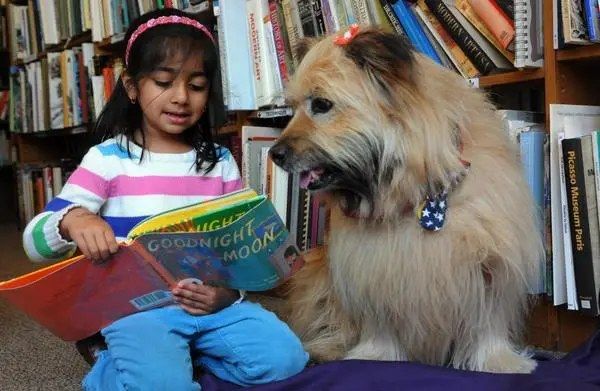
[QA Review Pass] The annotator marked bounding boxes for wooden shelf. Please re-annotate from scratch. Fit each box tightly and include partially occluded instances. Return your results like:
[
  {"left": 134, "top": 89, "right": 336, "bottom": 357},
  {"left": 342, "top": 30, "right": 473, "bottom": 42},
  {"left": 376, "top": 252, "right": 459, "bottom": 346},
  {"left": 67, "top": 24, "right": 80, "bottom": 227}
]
[
  {"left": 477, "top": 68, "right": 545, "bottom": 88},
  {"left": 557, "top": 44, "right": 600, "bottom": 62},
  {"left": 13, "top": 125, "right": 89, "bottom": 138}
]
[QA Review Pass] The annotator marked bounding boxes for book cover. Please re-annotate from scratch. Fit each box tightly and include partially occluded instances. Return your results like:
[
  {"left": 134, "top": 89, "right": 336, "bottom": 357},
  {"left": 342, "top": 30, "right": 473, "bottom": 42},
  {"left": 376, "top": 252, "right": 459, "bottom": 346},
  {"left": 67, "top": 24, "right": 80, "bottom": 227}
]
[
  {"left": 561, "top": 136, "right": 600, "bottom": 315},
  {"left": 0, "top": 189, "right": 305, "bottom": 341}
]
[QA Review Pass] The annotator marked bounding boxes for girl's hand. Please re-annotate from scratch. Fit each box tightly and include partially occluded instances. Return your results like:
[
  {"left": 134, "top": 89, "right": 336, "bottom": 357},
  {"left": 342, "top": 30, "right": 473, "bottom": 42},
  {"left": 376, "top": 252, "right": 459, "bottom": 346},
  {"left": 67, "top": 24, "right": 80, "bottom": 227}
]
[
  {"left": 172, "top": 282, "right": 240, "bottom": 315},
  {"left": 59, "top": 207, "right": 119, "bottom": 262}
]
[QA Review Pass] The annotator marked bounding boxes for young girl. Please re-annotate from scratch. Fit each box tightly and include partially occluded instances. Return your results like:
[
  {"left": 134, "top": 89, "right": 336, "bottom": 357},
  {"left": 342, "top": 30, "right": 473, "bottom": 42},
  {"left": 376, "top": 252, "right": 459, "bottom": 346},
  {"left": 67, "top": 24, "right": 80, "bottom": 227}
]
[{"left": 22, "top": 8, "right": 308, "bottom": 390}]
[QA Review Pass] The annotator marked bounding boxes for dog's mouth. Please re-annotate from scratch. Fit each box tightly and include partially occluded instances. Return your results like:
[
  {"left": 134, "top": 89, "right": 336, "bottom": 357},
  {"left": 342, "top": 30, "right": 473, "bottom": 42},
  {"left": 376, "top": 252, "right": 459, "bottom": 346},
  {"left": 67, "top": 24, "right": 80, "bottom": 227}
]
[{"left": 299, "top": 167, "right": 335, "bottom": 190}]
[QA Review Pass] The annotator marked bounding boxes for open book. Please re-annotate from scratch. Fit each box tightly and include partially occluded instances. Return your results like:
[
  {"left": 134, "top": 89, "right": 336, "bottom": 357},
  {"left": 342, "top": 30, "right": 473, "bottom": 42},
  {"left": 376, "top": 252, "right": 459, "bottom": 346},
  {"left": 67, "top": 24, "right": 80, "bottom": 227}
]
[{"left": 0, "top": 188, "right": 304, "bottom": 341}]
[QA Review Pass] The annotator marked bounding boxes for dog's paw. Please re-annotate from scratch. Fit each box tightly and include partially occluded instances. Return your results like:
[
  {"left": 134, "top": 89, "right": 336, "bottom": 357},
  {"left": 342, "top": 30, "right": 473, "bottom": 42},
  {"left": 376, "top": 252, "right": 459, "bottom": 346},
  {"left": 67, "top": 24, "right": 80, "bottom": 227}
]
[
  {"left": 344, "top": 341, "right": 407, "bottom": 361},
  {"left": 480, "top": 349, "right": 537, "bottom": 374}
]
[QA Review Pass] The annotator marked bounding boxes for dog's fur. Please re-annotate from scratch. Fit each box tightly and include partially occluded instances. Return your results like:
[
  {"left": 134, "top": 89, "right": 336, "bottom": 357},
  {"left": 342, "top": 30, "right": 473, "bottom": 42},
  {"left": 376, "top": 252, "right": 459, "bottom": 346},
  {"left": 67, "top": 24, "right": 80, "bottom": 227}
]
[{"left": 269, "top": 29, "right": 543, "bottom": 373}]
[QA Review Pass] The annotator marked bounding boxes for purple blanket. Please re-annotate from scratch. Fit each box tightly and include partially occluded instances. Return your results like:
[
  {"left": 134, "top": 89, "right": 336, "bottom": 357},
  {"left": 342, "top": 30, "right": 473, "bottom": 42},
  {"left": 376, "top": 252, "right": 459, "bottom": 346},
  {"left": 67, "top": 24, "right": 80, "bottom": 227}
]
[{"left": 200, "top": 330, "right": 600, "bottom": 390}]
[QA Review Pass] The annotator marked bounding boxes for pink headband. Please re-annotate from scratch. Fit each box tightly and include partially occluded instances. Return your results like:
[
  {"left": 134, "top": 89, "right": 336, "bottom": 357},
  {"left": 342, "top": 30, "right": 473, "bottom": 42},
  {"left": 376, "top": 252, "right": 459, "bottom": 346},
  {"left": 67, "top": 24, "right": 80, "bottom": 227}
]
[{"left": 125, "top": 15, "right": 215, "bottom": 66}]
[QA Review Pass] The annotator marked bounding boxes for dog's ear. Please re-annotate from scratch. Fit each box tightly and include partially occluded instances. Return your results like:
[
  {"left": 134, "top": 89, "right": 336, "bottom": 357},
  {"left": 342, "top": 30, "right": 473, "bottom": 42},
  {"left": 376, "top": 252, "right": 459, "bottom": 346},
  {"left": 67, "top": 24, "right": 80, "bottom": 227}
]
[
  {"left": 294, "top": 37, "right": 319, "bottom": 63},
  {"left": 341, "top": 29, "right": 415, "bottom": 93}
]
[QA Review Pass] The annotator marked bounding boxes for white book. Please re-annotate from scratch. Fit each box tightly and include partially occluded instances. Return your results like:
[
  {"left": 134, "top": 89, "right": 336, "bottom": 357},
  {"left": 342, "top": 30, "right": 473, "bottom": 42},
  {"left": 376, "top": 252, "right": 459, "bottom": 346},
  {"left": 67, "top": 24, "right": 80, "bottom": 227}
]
[
  {"left": 217, "top": 0, "right": 256, "bottom": 110},
  {"left": 272, "top": 164, "right": 289, "bottom": 224},
  {"left": 52, "top": 166, "right": 63, "bottom": 197},
  {"left": 262, "top": 0, "right": 284, "bottom": 104},
  {"left": 90, "top": 0, "right": 105, "bottom": 42},
  {"left": 247, "top": 0, "right": 279, "bottom": 108},
  {"left": 47, "top": 52, "right": 64, "bottom": 129},
  {"left": 549, "top": 104, "right": 600, "bottom": 306},
  {"left": 37, "top": 0, "right": 60, "bottom": 45},
  {"left": 514, "top": 0, "right": 544, "bottom": 68},
  {"left": 91, "top": 76, "right": 106, "bottom": 120},
  {"left": 35, "top": 62, "right": 45, "bottom": 131},
  {"left": 241, "top": 126, "right": 282, "bottom": 189}
]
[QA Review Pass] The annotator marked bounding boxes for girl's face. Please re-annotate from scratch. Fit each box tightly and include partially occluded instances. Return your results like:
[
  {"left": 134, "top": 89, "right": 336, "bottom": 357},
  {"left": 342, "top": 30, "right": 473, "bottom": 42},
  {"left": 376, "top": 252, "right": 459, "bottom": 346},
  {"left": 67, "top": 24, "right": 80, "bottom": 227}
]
[{"left": 132, "top": 53, "right": 209, "bottom": 141}]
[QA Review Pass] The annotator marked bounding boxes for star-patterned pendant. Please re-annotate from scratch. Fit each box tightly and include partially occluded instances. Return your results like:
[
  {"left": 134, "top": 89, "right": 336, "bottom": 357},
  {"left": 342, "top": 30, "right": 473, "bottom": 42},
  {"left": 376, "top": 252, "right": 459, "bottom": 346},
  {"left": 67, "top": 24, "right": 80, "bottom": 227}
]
[{"left": 417, "top": 191, "right": 448, "bottom": 231}]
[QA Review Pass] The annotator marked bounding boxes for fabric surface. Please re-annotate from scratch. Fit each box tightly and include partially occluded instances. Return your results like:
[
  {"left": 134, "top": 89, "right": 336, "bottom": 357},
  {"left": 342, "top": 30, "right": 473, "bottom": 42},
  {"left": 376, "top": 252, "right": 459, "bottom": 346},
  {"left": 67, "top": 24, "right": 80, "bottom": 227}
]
[{"left": 199, "top": 330, "right": 600, "bottom": 390}]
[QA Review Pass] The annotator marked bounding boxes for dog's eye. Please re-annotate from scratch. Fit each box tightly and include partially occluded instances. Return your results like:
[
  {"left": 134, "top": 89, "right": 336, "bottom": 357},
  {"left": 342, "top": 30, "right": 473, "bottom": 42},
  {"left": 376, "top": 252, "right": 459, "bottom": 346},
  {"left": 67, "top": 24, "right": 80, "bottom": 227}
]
[{"left": 310, "top": 97, "right": 333, "bottom": 114}]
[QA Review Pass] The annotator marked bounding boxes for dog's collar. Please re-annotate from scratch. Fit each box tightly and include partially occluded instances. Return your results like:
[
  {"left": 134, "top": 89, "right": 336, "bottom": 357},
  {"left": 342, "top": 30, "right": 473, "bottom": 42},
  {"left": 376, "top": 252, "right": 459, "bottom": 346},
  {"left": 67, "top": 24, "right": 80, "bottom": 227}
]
[{"left": 417, "top": 160, "right": 470, "bottom": 231}]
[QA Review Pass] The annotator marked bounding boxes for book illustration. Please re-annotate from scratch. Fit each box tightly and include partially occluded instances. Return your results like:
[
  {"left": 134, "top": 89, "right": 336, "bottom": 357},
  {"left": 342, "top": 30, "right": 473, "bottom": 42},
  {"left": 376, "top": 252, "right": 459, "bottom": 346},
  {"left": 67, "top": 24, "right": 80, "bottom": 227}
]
[{"left": 0, "top": 189, "right": 305, "bottom": 341}]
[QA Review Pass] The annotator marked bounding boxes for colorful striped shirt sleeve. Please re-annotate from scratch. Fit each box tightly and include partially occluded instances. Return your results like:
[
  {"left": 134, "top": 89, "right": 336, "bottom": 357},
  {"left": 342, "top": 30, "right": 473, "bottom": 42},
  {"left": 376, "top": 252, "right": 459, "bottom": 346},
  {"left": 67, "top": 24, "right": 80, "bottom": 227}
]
[{"left": 22, "top": 147, "right": 109, "bottom": 263}]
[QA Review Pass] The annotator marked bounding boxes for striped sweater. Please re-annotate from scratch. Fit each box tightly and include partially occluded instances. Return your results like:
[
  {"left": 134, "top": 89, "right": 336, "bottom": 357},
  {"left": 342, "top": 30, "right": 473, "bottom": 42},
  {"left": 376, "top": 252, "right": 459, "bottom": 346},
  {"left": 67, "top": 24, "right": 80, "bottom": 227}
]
[{"left": 23, "top": 137, "right": 243, "bottom": 263}]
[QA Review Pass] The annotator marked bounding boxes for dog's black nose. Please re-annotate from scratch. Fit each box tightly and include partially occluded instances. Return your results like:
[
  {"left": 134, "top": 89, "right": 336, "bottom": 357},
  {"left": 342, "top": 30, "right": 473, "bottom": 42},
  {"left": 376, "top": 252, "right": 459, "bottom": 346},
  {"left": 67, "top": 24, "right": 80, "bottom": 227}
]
[{"left": 269, "top": 142, "right": 289, "bottom": 167}]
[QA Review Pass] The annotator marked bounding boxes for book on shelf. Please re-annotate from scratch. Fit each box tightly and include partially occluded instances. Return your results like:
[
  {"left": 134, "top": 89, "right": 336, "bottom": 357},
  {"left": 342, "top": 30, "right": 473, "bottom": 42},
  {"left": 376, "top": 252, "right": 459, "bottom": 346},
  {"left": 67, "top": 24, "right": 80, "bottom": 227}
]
[
  {"left": 582, "top": 0, "right": 600, "bottom": 43},
  {"left": 559, "top": 0, "right": 590, "bottom": 46},
  {"left": 549, "top": 104, "right": 600, "bottom": 309},
  {"left": 518, "top": 129, "right": 547, "bottom": 294},
  {"left": 455, "top": 0, "right": 514, "bottom": 63},
  {"left": 466, "top": 0, "right": 515, "bottom": 51},
  {"left": 385, "top": 0, "right": 443, "bottom": 65},
  {"left": 0, "top": 188, "right": 305, "bottom": 342},
  {"left": 561, "top": 136, "right": 600, "bottom": 316},
  {"left": 513, "top": 0, "right": 544, "bottom": 68},
  {"left": 215, "top": 0, "right": 257, "bottom": 110}
]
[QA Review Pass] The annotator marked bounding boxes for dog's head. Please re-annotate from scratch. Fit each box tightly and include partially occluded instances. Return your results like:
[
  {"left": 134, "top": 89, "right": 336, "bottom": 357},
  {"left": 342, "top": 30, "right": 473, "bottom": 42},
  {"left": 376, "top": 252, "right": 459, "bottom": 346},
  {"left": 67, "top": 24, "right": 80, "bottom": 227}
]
[{"left": 270, "top": 29, "right": 474, "bottom": 220}]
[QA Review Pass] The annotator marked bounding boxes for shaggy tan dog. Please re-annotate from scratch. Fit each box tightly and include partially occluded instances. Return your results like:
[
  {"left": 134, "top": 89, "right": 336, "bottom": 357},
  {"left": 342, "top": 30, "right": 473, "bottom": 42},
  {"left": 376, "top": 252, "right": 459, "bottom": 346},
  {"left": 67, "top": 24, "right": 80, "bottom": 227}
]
[{"left": 268, "top": 29, "right": 543, "bottom": 374}]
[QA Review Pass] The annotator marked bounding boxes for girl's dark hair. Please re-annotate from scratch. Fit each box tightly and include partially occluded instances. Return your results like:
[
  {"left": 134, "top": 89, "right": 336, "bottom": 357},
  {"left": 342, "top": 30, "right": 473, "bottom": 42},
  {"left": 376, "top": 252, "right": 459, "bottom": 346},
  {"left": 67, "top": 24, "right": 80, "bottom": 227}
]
[{"left": 94, "top": 8, "right": 225, "bottom": 173}]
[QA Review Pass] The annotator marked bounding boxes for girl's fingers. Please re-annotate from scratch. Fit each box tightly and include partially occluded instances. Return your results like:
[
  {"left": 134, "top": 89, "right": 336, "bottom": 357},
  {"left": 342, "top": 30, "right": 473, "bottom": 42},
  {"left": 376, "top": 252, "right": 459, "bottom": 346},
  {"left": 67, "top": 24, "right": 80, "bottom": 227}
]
[
  {"left": 172, "top": 287, "right": 209, "bottom": 303},
  {"left": 175, "top": 297, "right": 211, "bottom": 313},
  {"left": 180, "top": 304, "right": 208, "bottom": 316},
  {"left": 71, "top": 232, "right": 91, "bottom": 260},
  {"left": 104, "top": 230, "right": 119, "bottom": 254},
  {"left": 95, "top": 233, "right": 112, "bottom": 261},
  {"left": 82, "top": 231, "right": 102, "bottom": 262}
]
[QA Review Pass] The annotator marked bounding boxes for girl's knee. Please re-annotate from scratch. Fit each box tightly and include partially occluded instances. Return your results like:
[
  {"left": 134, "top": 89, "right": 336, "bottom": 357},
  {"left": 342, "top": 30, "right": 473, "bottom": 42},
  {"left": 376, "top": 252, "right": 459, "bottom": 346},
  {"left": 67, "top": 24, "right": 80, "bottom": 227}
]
[{"left": 239, "top": 329, "right": 308, "bottom": 383}]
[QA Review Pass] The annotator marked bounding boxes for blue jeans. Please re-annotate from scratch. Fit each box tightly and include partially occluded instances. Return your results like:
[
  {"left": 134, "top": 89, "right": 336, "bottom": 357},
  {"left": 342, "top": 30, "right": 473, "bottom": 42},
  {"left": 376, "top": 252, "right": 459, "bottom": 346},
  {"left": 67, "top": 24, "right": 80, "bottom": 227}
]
[{"left": 82, "top": 302, "right": 308, "bottom": 390}]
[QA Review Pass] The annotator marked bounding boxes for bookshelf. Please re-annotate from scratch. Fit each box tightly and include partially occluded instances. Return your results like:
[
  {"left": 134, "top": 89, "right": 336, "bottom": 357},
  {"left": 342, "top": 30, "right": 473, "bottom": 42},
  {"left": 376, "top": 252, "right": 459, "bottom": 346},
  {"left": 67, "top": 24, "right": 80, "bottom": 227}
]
[{"left": 2, "top": 0, "right": 599, "bottom": 353}]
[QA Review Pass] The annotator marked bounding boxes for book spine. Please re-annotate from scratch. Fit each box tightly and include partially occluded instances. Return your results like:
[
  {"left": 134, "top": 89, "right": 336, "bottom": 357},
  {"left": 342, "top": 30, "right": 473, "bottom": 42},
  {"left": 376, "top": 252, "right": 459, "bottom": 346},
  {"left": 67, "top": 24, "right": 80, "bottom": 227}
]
[
  {"left": 558, "top": 133, "right": 579, "bottom": 310},
  {"left": 424, "top": 0, "right": 495, "bottom": 74},
  {"left": 320, "top": 0, "right": 339, "bottom": 33},
  {"left": 281, "top": 0, "right": 305, "bottom": 65},
  {"left": 297, "top": 0, "right": 318, "bottom": 36},
  {"left": 379, "top": 0, "right": 408, "bottom": 38},
  {"left": 349, "top": 0, "right": 373, "bottom": 25},
  {"left": 416, "top": 0, "right": 480, "bottom": 78},
  {"left": 312, "top": 0, "right": 327, "bottom": 35},
  {"left": 269, "top": 1, "right": 290, "bottom": 84},
  {"left": 455, "top": 0, "right": 514, "bottom": 62},
  {"left": 562, "top": 137, "right": 600, "bottom": 316},
  {"left": 583, "top": 0, "right": 600, "bottom": 42},
  {"left": 519, "top": 130, "right": 546, "bottom": 294},
  {"left": 388, "top": 0, "right": 442, "bottom": 64},
  {"left": 466, "top": 0, "right": 515, "bottom": 50}
]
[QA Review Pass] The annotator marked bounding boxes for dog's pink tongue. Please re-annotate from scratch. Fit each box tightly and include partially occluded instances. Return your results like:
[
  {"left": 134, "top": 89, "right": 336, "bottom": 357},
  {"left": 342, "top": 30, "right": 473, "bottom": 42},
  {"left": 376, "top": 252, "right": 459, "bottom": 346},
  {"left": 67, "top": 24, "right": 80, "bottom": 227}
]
[{"left": 299, "top": 168, "right": 324, "bottom": 189}]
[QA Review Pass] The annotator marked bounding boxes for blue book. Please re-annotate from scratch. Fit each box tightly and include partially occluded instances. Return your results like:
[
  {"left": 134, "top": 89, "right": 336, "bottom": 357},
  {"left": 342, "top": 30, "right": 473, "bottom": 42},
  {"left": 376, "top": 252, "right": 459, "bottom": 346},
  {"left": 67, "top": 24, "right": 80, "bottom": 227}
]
[
  {"left": 520, "top": 130, "right": 546, "bottom": 229},
  {"left": 386, "top": 0, "right": 442, "bottom": 64},
  {"left": 583, "top": 0, "right": 600, "bottom": 42},
  {"left": 519, "top": 129, "right": 546, "bottom": 294}
]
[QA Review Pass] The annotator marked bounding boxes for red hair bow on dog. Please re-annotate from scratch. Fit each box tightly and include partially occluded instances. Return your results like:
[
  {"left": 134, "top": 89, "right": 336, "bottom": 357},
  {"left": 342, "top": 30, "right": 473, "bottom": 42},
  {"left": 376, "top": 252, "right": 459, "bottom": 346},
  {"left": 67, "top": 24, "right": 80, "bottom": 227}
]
[{"left": 334, "top": 24, "right": 360, "bottom": 46}]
